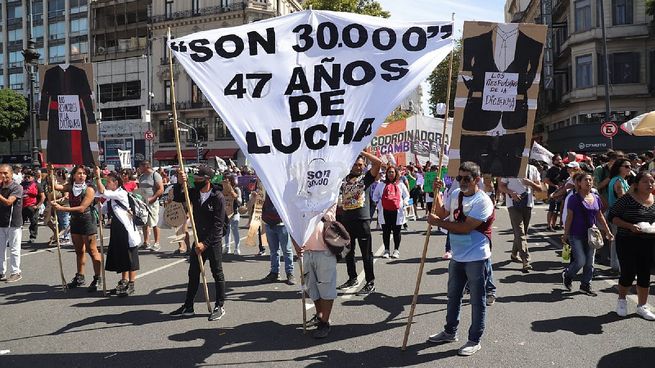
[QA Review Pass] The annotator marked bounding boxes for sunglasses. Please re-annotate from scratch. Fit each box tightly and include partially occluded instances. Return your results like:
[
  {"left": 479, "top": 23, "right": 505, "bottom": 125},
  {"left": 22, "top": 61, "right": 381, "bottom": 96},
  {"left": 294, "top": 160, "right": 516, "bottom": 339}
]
[{"left": 456, "top": 175, "right": 473, "bottom": 183}]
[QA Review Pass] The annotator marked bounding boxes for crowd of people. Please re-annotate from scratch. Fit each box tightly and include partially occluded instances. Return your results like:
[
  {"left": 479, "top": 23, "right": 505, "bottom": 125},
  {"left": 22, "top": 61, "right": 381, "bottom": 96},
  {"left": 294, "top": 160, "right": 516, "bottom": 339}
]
[{"left": 0, "top": 147, "right": 653, "bottom": 355}]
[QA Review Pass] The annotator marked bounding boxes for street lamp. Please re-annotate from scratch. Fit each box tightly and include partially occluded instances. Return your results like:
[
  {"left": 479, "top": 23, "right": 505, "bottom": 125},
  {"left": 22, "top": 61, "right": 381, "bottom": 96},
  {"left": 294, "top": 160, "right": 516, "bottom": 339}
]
[
  {"left": 23, "top": 40, "right": 40, "bottom": 168},
  {"left": 168, "top": 113, "right": 201, "bottom": 163}
]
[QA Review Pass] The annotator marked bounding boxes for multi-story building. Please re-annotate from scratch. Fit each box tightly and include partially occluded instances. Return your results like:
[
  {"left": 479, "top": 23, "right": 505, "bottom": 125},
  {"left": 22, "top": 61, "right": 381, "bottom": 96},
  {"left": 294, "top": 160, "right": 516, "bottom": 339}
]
[
  {"left": 505, "top": 0, "right": 655, "bottom": 154},
  {"left": 0, "top": 0, "right": 91, "bottom": 163},
  {"left": 149, "top": 0, "right": 302, "bottom": 166}
]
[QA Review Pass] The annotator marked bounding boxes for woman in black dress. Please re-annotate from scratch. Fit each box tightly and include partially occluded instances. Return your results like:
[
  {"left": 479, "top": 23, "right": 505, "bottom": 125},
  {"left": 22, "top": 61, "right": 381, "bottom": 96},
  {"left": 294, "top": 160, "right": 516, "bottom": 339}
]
[
  {"left": 94, "top": 168, "right": 142, "bottom": 297},
  {"left": 52, "top": 165, "right": 101, "bottom": 292}
]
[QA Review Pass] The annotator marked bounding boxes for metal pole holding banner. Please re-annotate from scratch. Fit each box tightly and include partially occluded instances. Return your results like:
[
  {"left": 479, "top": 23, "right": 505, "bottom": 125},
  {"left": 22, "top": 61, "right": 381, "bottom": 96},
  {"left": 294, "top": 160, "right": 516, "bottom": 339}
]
[
  {"left": 167, "top": 28, "right": 213, "bottom": 314},
  {"left": 96, "top": 201, "right": 108, "bottom": 295},
  {"left": 402, "top": 13, "right": 456, "bottom": 351},
  {"left": 48, "top": 168, "right": 67, "bottom": 292}
]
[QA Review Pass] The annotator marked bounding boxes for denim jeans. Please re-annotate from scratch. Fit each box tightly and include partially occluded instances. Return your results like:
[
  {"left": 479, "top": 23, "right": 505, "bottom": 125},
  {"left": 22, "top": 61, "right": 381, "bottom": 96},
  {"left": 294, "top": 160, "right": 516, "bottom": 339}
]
[
  {"left": 485, "top": 257, "right": 496, "bottom": 296},
  {"left": 223, "top": 216, "right": 240, "bottom": 251},
  {"left": 444, "top": 259, "right": 488, "bottom": 343},
  {"left": 57, "top": 211, "right": 70, "bottom": 236},
  {"left": 265, "top": 224, "right": 293, "bottom": 275},
  {"left": 565, "top": 235, "right": 595, "bottom": 288}
]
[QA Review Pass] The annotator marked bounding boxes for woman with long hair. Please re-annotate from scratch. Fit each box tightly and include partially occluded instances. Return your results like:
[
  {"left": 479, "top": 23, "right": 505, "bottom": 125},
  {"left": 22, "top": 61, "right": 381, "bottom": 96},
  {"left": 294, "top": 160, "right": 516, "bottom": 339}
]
[
  {"left": 608, "top": 158, "right": 632, "bottom": 207},
  {"left": 94, "top": 168, "right": 142, "bottom": 296},
  {"left": 608, "top": 171, "right": 655, "bottom": 320},
  {"left": 51, "top": 165, "right": 101, "bottom": 291},
  {"left": 372, "top": 166, "right": 409, "bottom": 259}
]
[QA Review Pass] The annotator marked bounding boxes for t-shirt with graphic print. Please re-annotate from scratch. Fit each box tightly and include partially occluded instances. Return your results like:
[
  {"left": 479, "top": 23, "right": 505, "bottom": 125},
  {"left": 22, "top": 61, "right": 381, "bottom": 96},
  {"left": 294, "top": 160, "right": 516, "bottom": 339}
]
[{"left": 339, "top": 171, "right": 375, "bottom": 222}]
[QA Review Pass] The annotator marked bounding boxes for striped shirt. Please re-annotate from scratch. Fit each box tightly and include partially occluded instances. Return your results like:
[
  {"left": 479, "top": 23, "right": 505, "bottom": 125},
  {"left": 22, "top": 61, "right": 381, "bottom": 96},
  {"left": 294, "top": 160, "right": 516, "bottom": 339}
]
[{"left": 608, "top": 193, "right": 655, "bottom": 238}]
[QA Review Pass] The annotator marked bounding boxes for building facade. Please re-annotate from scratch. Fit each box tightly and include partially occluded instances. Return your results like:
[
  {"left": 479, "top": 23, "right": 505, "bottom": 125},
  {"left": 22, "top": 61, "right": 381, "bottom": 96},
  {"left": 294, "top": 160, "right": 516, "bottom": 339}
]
[
  {"left": 149, "top": 0, "right": 302, "bottom": 166},
  {"left": 505, "top": 0, "right": 655, "bottom": 154}
]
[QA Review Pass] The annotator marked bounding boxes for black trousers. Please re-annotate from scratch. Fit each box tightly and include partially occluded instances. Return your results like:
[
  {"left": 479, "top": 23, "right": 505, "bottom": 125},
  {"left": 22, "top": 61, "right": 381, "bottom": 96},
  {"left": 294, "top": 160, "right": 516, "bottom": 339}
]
[
  {"left": 185, "top": 242, "right": 226, "bottom": 308},
  {"left": 382, "top": 210, "right": 402, "bottom": 251},
  {"left": 22, "top": 207, "right": 39, "bottom": 240},
  {"left": 344, "top": 220, "right": 375, "bottom": 283}
]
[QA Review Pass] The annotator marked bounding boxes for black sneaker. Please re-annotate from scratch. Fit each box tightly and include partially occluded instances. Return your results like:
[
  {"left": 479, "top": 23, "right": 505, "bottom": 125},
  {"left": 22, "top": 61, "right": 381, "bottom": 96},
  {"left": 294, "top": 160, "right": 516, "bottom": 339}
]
[
  {"left": 312, "top": 320, "right": 331, "bottom": 339},
  {"left": 116, "top": 280, "right": 128, "bottom": 296},
  {"left": 337, "top": 278, "right": 358, "bottom": 290},
  {"left": 562, "top": 271, "right": 572, "bottom": 291},
  {"left": 170, "top": 305, "right": 195, "bottom": 317},
  {"left": 208, "top": 305, "right": 226, "bottom": 321},
  {"left": 67, "top": 274, "right": 85, "bottom": 288},
  {"left": 306, "top": 314, "right": 321, "bottom": 328},
  {"left": 87, "top": 276, "right": 102, "bottom": 292},
  {"left": 286, "top": 273, "right": 296, "bottom": 285},
  {"left": 260, "top": 272, "right": 279, "bottom": 283},
  {"left": 356, "top": 282, "right": 375, "bottom": 296},
  {"left": 118, "top": 282, "right": 134, "bottom": 297},
  {"left": 0, "top": 274, "right": 6, "bottom": 281},
  {"left": 579, "top": 285, "right": 597, "bottom": 297}
]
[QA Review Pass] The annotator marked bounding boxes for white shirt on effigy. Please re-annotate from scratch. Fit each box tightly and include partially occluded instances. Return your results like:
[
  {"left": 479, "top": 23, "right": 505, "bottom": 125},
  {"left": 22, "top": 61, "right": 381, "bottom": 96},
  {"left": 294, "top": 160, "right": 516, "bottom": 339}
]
[{"left": 100, "top": 188, "right": 142, "bottom": 248}]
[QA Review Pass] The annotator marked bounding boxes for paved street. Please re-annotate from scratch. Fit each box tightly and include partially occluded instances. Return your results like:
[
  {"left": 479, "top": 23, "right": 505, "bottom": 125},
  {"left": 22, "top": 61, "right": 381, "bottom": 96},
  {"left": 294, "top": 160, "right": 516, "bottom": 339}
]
[{"left": 1, "top": 205, "right": 654, "bottom": 367}]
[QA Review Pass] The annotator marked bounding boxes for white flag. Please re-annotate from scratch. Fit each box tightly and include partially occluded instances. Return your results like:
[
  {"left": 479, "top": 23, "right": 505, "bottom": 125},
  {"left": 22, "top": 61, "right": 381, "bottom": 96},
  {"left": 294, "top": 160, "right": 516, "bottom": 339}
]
[
  {"left": 529, "top": 141, "right": 554, "bottom": 163},
  {"left": 118, "top": 149, "right": 132, "bottom": 169},
  {"left": 171, "top": 10, "right": 453, "bottom": 244},
  {"left": 215, "top": 157, "right": 228, "bottom": 172}
]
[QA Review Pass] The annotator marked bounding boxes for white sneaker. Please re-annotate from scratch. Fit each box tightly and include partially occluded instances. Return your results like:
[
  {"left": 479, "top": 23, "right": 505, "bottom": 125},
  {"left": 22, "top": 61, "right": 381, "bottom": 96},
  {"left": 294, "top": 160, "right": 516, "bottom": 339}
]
[
  {"left": 458, "top": 341, "right": 481, "bottom": 356},
  {"left": 382, "top": 250, "right": 390, "bottom": 259},
  {"left": 149, "top": 242, "right": 161, "bottom": 252},
  {"left": 616, "top": 299, "right": 628, "bottom": 317},
  {"left": 234, "top": 248, "right": 241, "bottom": 255},
  {"left": 392, "top": 250, "right": 400, "bottom": 259},
  {"left": 636, "top": 305, "right": 655, "bottom": 321}
]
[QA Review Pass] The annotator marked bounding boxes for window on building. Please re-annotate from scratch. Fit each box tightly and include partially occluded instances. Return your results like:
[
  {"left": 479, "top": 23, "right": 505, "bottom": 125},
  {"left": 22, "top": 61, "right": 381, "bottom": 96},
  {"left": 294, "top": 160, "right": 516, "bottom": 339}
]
[
  {"left": 99, "top": 81, "right": 141, "bottom": 103},
  {"left": 192, "top": 0, "right": 201, "bottom": 14},
  {"left": 70, "top": 18, "right": 88, "bottom": 34},
  {"left": 8, "top": 4, "right": 23, "bottom": 20},
  {"left": 0, "top": 53, "right": 3, "bottom": 69},
  {"left": 612, "top": 0, "right": 633, "bottom": 25},
  {"left": 650, "top": 51, "right": 655, "bottom": 95},
  {"left": 33, "top": 25, "right": 44, "bottom": 39},
  {"left": 599, "top": 52, "right": 640, "bottom": 84},
  {"left": 164, "top": 80, "right": 171, "bottom": 108},
  {"left": 37, "top": 48, "right": 45, "bottom": 63},
  {"left": 9, "top": 73, "right": 24, "bottom": 91},
  {"left": 187, "top": 118, "right": 208, "bottom": 142},
  {"left": 8, "top": 28, "right": 23, "bottom": 42},
  {"left": 576, "top": 54, "right": 593, "bottom": 88},
  {"left": 70, "top": 39, "right": 88, "bottom": 56},
  {"left": 100, "top": 106, "right": 142, "bottom": 122},
  {"left": 159, "top": 119, "right": 175, "bottom": 143},
  {"left": 191, "top": 81, "right": 205, "bottom": 107},
  {"left": 49, "top": 22, "right": 65, "bottom": 40},
  {"left": 33, "top": 1, "right": 44, "bottom": 16},
  {"left": 48, "top": 44, "right": 66, "bottom": 63},
  {"left": 48, "top": 0, "right": 65, "bottom": 17},
  {"left": 575, "top": 0, "right": 591, "bottom": 32},
  {"left": 165, "top": 0, "right": 174, "bottom": 19},
  {"left": 214, "top": 117, "right": 233, "bottom": 140},
  {"left": 70, "top": 0, "right": 88, "bottom": 14},
  {"left": 0, "top": 75, "right": 4, "bottom": 89},
  {"left": 9, "top": 51, "right": 23, "bottom": 68}
]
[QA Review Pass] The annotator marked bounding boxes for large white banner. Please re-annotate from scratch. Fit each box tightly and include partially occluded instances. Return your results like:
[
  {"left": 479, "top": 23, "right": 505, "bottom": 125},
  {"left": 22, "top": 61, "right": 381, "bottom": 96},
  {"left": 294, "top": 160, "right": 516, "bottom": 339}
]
[{"left": 171, "top": 10, "right": 453, "bottom": 245}]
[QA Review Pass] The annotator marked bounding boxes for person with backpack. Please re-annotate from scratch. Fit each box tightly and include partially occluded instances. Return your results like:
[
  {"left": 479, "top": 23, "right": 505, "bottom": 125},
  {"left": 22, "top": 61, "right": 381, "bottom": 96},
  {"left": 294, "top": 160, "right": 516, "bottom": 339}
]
[
  {"left": 562, "top": 172, "right": 613, "bottom": 296},
  {"left": 169, "top": 165, "right": 227, "bottom": 322},
  {"left": 372, "top": 166, "right": 409, "bottom": 259},
  {"left": 426, "top": 161, "right": 495, "bottom": 357},
  {"left": 94, "top": 168, "right": 142, "bottom": 296},
  {"left": 51, "top": 165, "right": 102, "bottom": 292},
  {"left": 20, "top": 170, "right": 45, "bottom": 244}
]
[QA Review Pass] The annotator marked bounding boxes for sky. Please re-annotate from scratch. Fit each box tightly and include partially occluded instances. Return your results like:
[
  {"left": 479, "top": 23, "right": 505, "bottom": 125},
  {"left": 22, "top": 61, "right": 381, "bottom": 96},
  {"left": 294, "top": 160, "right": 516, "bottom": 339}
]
[{"left": 377, "top": 0, "right": 506, "bottom": 114}]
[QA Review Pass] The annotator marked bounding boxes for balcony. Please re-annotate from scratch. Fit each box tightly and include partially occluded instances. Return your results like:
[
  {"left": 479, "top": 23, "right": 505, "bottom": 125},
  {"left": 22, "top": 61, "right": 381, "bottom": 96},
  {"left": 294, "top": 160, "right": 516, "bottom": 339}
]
[
  {"left": 151, "top": 100, "right": 212, "bottom": 112},
  {"left": 150, "top": 1, "right": 273, "bottom": 23}
]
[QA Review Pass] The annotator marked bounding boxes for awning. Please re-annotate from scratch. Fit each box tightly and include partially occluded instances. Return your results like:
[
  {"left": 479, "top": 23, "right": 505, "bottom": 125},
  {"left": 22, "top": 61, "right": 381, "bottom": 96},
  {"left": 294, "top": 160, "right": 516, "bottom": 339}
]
[
  {"left": 204, "top": 148, "right": 239, "bottom": 159},
  {"left": 153, "top": 149, "right": 198, "bottom": 161}
]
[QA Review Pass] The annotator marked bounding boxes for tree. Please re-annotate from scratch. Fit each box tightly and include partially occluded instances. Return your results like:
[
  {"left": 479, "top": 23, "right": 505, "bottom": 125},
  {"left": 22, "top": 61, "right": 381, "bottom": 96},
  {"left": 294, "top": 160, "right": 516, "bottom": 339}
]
[
  {"left": 427, "top": 40, "right": 461, "bottom": 117},
  {"left": 303, "top": 0, "right": 390, "bottom": 18},
  {"left": 647, "top": 0, "right": 655, "bottom": 16},
  {"left": 0, "top": 89, "right": 29, "bottom": 141}
]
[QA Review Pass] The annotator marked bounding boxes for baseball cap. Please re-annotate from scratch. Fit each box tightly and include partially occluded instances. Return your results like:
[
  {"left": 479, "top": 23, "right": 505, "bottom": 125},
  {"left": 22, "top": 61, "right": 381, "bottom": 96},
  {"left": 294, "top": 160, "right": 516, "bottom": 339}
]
[
  {"left": 196, "top": 165, "right": 215, "bottom": 178},
  {"left": 566, "top": 162, "right": 580, "bottom": 169}
]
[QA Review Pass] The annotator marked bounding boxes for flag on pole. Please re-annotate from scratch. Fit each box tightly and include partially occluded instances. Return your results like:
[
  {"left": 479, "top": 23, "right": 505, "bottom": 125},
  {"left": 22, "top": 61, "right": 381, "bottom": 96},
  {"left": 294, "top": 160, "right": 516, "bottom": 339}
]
[{"left": 529, "top": 141, "right": 554, "bottom": 164}]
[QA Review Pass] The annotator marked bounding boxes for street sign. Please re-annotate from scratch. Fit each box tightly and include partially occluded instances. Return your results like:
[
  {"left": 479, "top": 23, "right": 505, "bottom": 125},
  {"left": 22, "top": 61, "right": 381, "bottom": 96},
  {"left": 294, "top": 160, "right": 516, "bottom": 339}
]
[
  {"left": 144, "top": 130, "right": 155, "bottom": 141},
  {"left": 600, "top": 121, "right": 618, "bottom": 138}
]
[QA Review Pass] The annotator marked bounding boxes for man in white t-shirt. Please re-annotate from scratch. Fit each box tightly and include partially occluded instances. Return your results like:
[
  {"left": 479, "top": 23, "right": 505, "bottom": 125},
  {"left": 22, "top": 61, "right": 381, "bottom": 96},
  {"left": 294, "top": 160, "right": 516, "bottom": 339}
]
[
  {"left": 499, "top": 163, "right": 542, "bottom": 272},
  {"left": 426, "top": 161, "right": 495, "bottom": 357}
]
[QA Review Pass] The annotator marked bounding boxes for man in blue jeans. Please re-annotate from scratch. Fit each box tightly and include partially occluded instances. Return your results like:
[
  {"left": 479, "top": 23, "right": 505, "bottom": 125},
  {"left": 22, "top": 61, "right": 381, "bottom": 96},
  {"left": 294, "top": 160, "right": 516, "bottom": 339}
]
[
  {"left": 260, "top": 195, "right": 295, "bottom": 285},
  {"left": 427, "top": 161, "right": 495, "bottom": 356}
]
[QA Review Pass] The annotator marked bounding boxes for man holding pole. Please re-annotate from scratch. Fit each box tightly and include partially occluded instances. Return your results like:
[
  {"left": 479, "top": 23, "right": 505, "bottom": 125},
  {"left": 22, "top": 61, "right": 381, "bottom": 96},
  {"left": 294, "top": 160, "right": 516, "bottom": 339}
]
[
  {"left": 426, "top": 161, "right": 494, "bottom": 356},
  {"left": 0, "top": 165, "right": 23, "bottom": 283},
  {"left": 169, "top": 166, "right": 227, "bottom": 321}
]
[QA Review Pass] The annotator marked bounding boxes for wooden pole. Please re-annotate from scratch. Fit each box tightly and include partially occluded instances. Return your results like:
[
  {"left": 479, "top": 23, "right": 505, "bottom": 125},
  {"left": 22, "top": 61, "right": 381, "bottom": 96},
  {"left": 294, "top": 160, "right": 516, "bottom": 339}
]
[
  {"left": 402, "top": 13, "right": 456, "bottom": 350},
  {"left": 49, "top": 168, "right": 67, "bottom": 291},
  {"left": 96, "top": 201, "right": 108, "bottom": 294},
  {"left": 167, "top": 27, "right": 212, "bottom": 314}
]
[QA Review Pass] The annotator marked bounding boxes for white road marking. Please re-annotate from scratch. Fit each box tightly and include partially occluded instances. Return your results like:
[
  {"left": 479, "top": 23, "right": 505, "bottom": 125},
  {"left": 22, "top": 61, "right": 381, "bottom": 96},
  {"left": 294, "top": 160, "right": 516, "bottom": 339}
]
[{"left": 135, "top": 259, "right": 187, "bottom": 279}]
